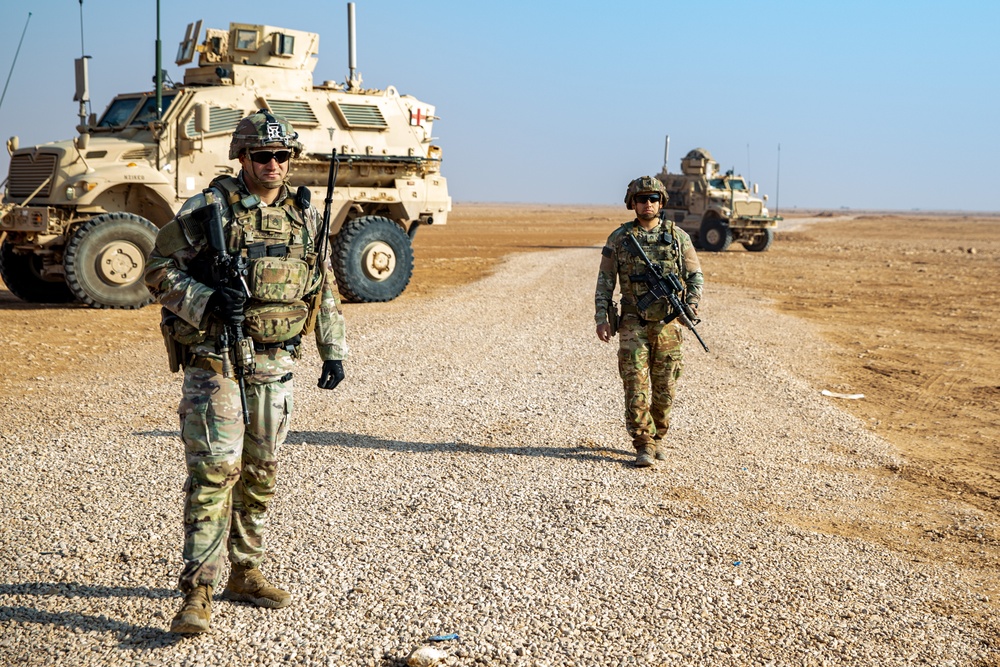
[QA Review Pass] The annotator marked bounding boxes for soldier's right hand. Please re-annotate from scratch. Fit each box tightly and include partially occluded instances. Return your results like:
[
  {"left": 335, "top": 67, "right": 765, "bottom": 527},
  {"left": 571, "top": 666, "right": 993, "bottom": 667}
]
[
  {"left": 209, "top": 286, "right": 246, "bottom": 321},
  {"left": 596, "top": 322, "right": 612, "bottom": 343}
]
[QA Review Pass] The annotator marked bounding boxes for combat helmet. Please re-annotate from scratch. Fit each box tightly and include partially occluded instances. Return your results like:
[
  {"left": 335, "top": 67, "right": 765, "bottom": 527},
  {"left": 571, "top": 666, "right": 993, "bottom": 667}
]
[
  {"left": 229, "top": 109, "right": 305, "bottom": 160},
  {"left": 624, "top": 175, "right": 667, "bottom": 210}
]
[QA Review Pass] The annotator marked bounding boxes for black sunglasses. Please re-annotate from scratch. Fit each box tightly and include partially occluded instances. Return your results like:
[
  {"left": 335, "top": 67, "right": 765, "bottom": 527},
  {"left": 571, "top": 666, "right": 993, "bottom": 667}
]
[
  {"left": 634, "top": 193, "right": 661, "bottom": 204},
  {"left": 248, "top": 150, "right": 291, "bottom": 165}
]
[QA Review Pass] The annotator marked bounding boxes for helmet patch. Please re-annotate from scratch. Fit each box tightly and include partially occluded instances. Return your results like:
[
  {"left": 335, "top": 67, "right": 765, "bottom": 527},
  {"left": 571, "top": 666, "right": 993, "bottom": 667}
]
[{"left": 266, "top": 122, "right": 284, "bottom": 141}]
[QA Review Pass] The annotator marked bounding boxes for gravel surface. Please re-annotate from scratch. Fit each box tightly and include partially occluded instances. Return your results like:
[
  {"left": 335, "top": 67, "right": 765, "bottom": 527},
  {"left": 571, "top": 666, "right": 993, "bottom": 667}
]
[{"left": 0, "top": 247, "right": 994, "bottom": 666}]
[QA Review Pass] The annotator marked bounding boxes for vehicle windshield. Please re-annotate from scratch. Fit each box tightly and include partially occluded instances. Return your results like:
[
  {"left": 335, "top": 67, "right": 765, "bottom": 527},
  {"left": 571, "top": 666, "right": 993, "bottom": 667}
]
[
  {"left": 97, "top": 94, "right": 176, "bottom": 128},
  {"left": 98, "top": 97, "right": 142, "bottom": 128},
  {"left": 708, "top": 177, "right": 748, "bottom": 191},
  {"left": 131, "top": 94, "right": 176, "bottom": 125}
]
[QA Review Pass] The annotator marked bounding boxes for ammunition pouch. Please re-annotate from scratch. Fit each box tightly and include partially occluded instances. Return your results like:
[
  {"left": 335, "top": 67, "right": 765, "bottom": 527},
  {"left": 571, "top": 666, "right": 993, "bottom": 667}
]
[
  {"left": 244, "top": 300, "right": 309, "bottom": 343},
  {"left": 247, "top": 256, "right": 310, "bottom": 303},
  {"left": 619, "top": 302, "right": 678, "bottom": 327}
]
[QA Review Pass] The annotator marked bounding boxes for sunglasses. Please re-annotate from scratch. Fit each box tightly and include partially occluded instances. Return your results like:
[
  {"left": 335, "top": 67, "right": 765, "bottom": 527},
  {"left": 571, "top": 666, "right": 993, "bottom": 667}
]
[
  {"left": 634, "top": 193, "right": 661, "bottom": 204},
  {"left": 248, "top": 150, "right": 291, "bottom": 165}
]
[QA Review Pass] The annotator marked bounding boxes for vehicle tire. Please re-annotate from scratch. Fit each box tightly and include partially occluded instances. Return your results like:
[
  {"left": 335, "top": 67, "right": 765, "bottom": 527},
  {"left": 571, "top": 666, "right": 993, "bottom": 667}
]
[
  {"left": 331, "top": 216, "right": 413, "bottom": 303},
  {"left": 64, "top": 212, "right": 158, "bottom": 309},
  {"left": 699, "top": 216, "right": 733, "bottom": 252},
  {"left": 0, "top": 239, "right": 77, "bottom": 303},
  {"left": 742, "top": 228, "right": 774, "bottom": 252}
]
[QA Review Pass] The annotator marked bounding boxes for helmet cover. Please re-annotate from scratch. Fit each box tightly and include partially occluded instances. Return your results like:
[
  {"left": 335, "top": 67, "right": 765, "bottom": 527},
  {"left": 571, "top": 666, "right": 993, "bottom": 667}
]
[
  {"left": 229, "top": 109, "right": 304, "bottom": 159},
  {"left": 624, "top": 176, "right": 667, "bottom": 210}
]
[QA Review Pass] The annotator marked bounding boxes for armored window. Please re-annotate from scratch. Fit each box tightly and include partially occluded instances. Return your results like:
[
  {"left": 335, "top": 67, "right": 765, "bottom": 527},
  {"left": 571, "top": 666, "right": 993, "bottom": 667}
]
[
  {"left": 131, "top": 94, "right": 176, "bottom": 126},
  {"left": 184, "top": 106, "right": 244, "bottom": 138},
  {"left": 332, "top": 102, "right": 388, "bottom": 130},
  {"left": 235, "top": 29, "right": 259, "bottom": 51},
  {"left": 267, "top": 100, "right": 319, "bottom": 127},
  {"left": 272, "top": 33, "right": 295, "bottom": 57},
  {"left": 98, "top": 98, "right": 142, "bottom": 128}
]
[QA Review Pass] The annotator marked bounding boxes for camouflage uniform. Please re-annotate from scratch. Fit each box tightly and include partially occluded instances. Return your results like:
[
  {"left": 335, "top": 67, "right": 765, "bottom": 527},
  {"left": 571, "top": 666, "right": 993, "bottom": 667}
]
[
  {"left": 146, "top": 171, "right": 347, "bottom": 595},
  {"left": 595, "top": 209, "right": 703, "bottom": 456}
]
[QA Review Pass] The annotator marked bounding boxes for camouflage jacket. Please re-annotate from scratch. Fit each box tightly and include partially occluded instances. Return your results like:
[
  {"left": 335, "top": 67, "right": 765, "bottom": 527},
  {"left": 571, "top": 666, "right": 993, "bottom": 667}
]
[
  {"left": 145, "top": 172, "right": 348, "bottom": 361},
  {"left": 595, "top": 218, "right": 704, "bottom": 325}
]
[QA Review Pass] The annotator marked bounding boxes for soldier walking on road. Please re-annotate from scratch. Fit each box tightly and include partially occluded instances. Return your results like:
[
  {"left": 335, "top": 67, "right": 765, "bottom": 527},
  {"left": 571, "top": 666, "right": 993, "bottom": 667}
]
[
  {"left": 145, "top": 110, "right": 349, "bottom": 633},
  {"left": 595, "top": 176, "right": 704, "bottom": 467}
]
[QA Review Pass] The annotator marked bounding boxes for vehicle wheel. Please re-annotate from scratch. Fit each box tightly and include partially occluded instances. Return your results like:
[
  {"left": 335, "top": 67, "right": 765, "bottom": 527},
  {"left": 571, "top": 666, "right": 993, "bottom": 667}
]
[
  {"left": 742, "top": 228, "right": 774, "bottom": 252},
  {"left": 699, "top": 216, "right": 733, "bottom": 252},
  {"left": 64, "top": 212, "right": 158, "bottom": 309},
  {"left": 0, "top": 239, "right": 77, "bottom": 303},
  {"left": 331, "top": 216, "right": 413, "bottom": 303}
]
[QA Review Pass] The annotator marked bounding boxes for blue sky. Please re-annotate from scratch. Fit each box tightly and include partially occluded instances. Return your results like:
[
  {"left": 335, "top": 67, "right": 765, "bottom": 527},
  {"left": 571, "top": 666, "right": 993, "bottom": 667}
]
[{"left": 0, "top": 0, "right": 996, "bottom": 211}]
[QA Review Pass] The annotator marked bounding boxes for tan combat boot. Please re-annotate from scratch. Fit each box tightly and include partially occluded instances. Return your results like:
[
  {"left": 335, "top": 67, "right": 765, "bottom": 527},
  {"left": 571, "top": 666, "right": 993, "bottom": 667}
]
[
  {"left": 223, "top": 563, "right": 292, "bottom": 609},
  {"left": 654, "top": 441, "right": 668, "bottom": 461},
  {"left": 170, "top": 584, "right": 212, "bottom": 634},
  {"left": 634, "top": 443, "right": 656, "bottom": 468}
]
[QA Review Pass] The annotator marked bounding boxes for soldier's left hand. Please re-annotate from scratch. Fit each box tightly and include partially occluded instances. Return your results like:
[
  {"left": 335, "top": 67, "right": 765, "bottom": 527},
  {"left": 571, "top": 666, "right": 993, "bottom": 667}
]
[{"left": 318, "top": 360, "right": 345, "bottom": 390}]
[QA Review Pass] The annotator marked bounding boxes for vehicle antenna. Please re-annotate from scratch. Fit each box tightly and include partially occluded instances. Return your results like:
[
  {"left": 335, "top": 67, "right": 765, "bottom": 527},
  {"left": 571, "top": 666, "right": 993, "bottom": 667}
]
[
  {"left": 77, "top": 0, "right": 91, "bottom": 120},
  {"left": 746, "top": 143, "right": 751, "bottom": 182},
  {"left": 347, "top": 3, "right": 361, "bottom": 90},
  {"left": 775, "top": 143, "right": 781, "bottom": 216},
  {"left": 0, "top": 12, "right": 32, "bottom": 116},
  {"left": 662, "top": 135, "right": 670, "bottom": 173},
  {"left": 155, "top": 0, "right": 163, "bottom": 120}
]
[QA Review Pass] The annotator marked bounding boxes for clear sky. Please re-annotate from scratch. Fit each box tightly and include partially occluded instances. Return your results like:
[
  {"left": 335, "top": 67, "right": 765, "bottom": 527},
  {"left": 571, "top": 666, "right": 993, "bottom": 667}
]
[{"left": 0, "top": 0, "right": 997, "bottom": 211}]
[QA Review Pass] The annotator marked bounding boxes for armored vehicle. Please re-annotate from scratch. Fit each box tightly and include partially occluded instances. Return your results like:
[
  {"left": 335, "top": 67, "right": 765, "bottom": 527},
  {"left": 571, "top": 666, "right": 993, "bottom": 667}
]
[
  {"left": 0, "top": 9, "right": 450, "bottom": 308},
  {"left": 656, "top": 147, "right": 779, "bottom": 252}
]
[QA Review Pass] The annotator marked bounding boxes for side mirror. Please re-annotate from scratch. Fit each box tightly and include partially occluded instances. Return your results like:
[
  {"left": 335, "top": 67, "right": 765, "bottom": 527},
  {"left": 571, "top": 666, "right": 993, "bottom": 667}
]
[
  {"left": 194, "top": 104, "right": 210, "bottom": 134},
  {"left": 7, "top": 136, "right": 19, "bottom": 154},
  {"left": 753, "top": 183, "right": 760, "bottom": 194}
]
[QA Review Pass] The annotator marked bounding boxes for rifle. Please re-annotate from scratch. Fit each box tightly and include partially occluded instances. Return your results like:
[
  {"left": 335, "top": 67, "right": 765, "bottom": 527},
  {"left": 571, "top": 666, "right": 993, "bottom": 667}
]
[
  {"left": 302, "top": 149, "right": 339, "bottom": 335},
  {"left": 622, "top": 233, "right": 709, "bottom": 352},
  {"left": 201, "top": 201, "right": 255, "bottom": 424}
]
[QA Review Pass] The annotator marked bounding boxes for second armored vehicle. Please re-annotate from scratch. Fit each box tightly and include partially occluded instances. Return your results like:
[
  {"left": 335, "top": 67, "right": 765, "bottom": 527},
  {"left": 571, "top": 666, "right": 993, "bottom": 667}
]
[
  {"left": 656, "top": 147, "right": 779, "bottom": 252},
  {"left": 0, "top": 8, "right": 450, "bottom": 308}
]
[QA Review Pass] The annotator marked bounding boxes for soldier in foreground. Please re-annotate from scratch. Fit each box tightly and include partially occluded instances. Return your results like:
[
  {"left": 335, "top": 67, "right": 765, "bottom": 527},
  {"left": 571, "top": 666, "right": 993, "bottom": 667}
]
[
  {"left": 145, "top": 110, "right": 349, "bottom": 634},
  {"left": 595, "top": 176, "right": 704, "bottom": 467}
]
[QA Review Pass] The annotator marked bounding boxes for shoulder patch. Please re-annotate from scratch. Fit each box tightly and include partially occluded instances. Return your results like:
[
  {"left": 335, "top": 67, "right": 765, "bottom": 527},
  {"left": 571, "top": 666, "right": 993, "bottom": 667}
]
[
  {"left": 601, "top": 246, "right": 613, "bottom": 257},
  {"left": 155, "top": 219, "right": 192, "bottom": 257}
]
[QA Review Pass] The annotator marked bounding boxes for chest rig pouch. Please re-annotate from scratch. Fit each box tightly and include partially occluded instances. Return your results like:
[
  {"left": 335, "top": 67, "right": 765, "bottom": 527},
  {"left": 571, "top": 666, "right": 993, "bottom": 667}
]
[
  {"left": 212, "top": 177, "right": 314, "bottom": 343},
  {"left": 620, "top": 222, "right": 681, "bottom": 323}
]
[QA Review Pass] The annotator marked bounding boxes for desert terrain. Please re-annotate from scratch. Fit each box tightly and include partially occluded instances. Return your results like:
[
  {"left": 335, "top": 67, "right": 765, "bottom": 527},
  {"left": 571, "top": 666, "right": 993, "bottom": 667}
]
[
  {"left": 410, "top": 205, "right": 1000, "bottom": 578},
  {"left": 0, "top": 204, "right": 997, "bottom": 665}
]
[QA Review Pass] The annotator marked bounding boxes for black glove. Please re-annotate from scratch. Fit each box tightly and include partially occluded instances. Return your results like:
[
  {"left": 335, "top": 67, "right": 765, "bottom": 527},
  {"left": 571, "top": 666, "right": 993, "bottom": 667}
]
[
  {"left": 318, "top": 360, "right": 344, "bottom": 390},
  {"left": 209, "top": 286, "right": 246, "bottom": 322}
]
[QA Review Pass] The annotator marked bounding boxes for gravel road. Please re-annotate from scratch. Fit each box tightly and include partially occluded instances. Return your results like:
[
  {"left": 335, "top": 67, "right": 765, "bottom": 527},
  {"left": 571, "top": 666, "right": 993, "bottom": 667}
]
[{"left": 0, "top": 246, "right": 994, "bottom": 666}]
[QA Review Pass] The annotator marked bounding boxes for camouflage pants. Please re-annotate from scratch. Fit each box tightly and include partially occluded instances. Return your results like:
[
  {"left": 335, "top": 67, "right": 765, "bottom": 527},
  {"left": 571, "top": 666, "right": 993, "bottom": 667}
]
[
  {"left": 176, "top": 348, "right": 295, "bottom": 593},
  {"left": 617, "top": 317, "right": 684, "bottom": 447}
]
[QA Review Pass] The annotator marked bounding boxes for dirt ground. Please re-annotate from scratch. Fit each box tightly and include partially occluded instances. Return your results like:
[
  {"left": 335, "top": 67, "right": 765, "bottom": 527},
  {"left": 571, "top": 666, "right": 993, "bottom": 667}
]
[
  {"left": 2, "top": 203, "right": 998, "bottom": 611},
  {"left": 409, "top": 205, "right": 1000, "bottom": 612}
]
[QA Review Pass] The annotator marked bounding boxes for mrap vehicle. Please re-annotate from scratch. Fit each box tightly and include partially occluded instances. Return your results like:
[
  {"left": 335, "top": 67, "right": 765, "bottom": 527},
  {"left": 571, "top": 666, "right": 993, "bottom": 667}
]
[
  {"left": 0, "top": 8, "right": 450, "bottom": 308},
  {"left": 656, "top": 146, "right": 779, "bottom": 252}
]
